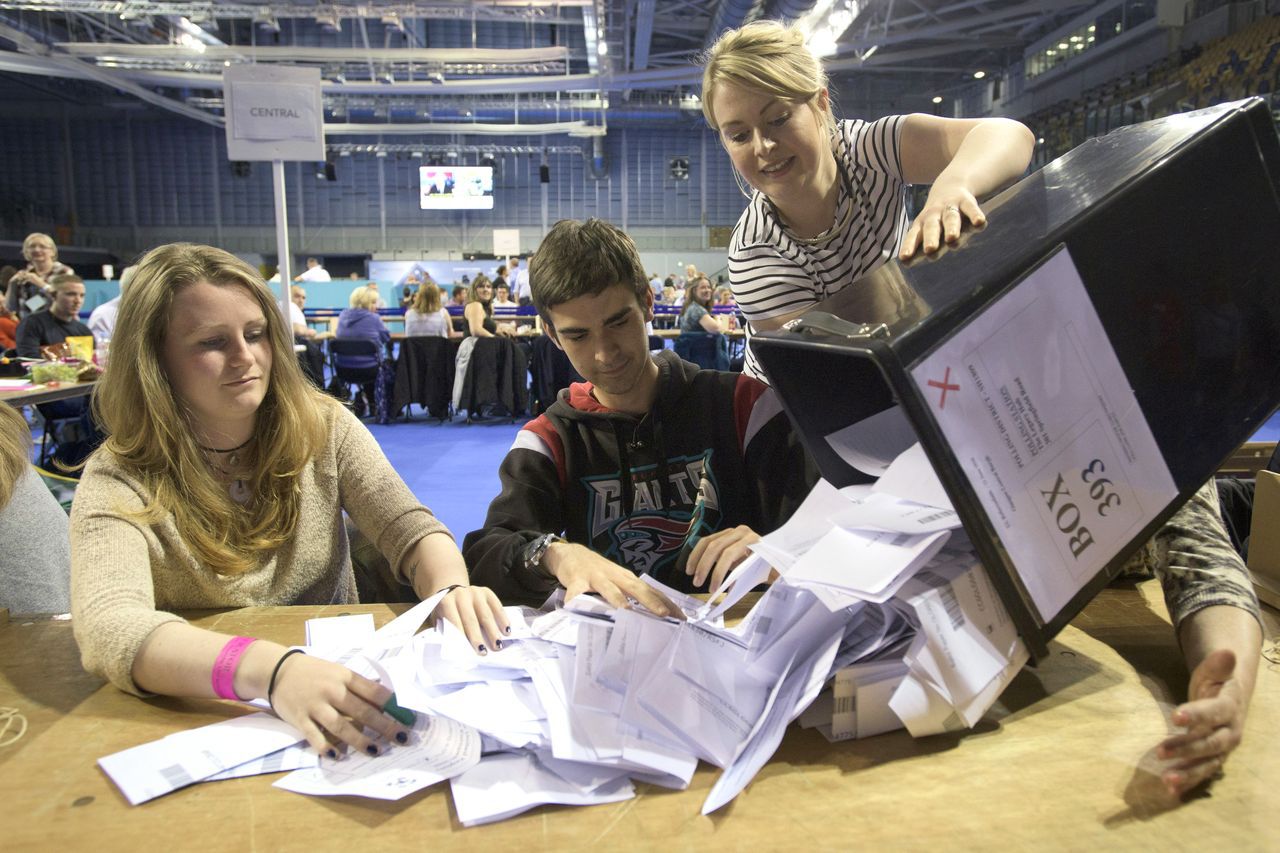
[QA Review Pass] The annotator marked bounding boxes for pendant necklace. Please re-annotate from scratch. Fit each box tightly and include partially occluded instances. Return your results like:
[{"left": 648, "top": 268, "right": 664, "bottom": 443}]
[{"left": 198, "top": 435, "right": 254, "bottom": 504}]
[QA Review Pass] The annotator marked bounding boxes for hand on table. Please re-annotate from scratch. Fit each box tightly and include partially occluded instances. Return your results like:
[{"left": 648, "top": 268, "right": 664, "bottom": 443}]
[
  {"left": 548, "top": 541, "right": 684, "bottom": 619},
  {"left": 899, "top": 181, "right": 986, "bottom": 260},
  {"left": 685, "top": 524, "right": 761, "bottom": 594},
  {"left": 433, "top": 584, "right": 511, "bottom": 654},
  {"left": 1157, "top": 649, "right": 1248, "bottom": 796},
  {"left": 268, "top": 652, "right": 409, "bottom": 758}
]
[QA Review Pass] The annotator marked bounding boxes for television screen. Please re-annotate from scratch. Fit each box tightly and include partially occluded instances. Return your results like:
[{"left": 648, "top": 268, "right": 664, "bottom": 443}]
[{"left": 419, "top": 166, "right": 494, "bottom": 210}]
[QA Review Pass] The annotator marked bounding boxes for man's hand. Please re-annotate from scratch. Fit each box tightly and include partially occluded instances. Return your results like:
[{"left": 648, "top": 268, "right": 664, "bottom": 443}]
[
  {"left": 1157, "top": 649, "right": 1248, "bottom": 796},
  {"left": 685, "top": 525, "right": 760, "bottom": 593},
  {"left": 546, "top": 541, "right": 683, "bottom": 618}
]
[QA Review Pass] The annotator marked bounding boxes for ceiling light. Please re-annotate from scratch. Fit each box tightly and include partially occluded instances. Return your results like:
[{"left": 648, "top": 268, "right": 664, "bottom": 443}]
[
  {"left": 1088, "top": 24, "right": 1096, "bottom": 32},
  {"left": 1047, "top": 49, "right": 1056, "bottom": 55},
  {"left": 973, "top": 70, "right": 985, "bottom": 79},
  {"left": 1057, "top": 42, "right": 1068, "bottom": 50},
  {"left": 1037, "top": 137, "right": 1045, "bottom": 144},
  {"left": 316, "top": 14, "right": 341, "bottom": 32},
  {"left": 931, "top": 95, "right": 943, "bottom": 104},
  {"left": 254, "top": 15, "right": 280, "bottom": 33},
  {"left": 597, "top": 42, "right": 608, "bottom": 56},
  {"left": 375, "top": 150, "right": 388, "bottom": 158},
  {"left": 381, "top": 13, "right": 404, "bottom": 32}
]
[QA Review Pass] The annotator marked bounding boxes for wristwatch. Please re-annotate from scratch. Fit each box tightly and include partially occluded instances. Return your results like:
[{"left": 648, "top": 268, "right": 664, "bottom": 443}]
[{"left": 523, "top": 532, "right": 564, "bottom": 580}]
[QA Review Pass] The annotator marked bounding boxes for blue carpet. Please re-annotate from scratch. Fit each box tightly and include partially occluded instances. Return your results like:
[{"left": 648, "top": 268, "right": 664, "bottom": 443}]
[{"left": 366, "top": 414, "right": 526, "bottom": 541}]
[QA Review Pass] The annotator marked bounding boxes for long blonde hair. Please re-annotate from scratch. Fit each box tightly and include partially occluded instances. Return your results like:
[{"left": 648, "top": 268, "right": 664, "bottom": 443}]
[
  {"left": 411, "top": 282, "right": 442, "bottom": 314},
  {"left": 93, "top": 243, "right": 333, "bottom": 576},
  {"left": 700, "top": 20, "right": 835, "bottom": 137},
  {"left": 0, "top": 403, "right": 32, "bottom": 509}
]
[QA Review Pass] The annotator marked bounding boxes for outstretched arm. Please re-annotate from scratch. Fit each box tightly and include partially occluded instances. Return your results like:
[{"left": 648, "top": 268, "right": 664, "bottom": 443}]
[
  {"left": 1159, "top": 604, "right": 1261, "bottom": 796},
  {"left": 898, "top": 114, "right": 1035, "bottom": 258}
]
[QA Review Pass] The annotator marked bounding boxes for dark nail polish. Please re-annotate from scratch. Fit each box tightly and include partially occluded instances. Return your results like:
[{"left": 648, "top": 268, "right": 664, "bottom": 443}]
[
  {"left": 395, "top": 731, "right": 408, "bottom": 745},
  {"left": 366, "top": 745, "right": 379, "bottom": 756},
  {"left": 504, "top": 626, "right": 512, "bottom": 635},
  {"left": 477, "top": 644, "right": 487, "bottom": 654},
  {"left": 494, "top": 639, "right": 503, "bottom": 651},
  {"left": 326, "top": 748, "right": 337, "bottom": 759}
]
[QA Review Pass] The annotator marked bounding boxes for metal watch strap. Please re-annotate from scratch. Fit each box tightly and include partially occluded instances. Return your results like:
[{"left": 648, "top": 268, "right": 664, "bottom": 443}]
[{"left": 523, "top": 533, "right": 563, "bottom": 580}]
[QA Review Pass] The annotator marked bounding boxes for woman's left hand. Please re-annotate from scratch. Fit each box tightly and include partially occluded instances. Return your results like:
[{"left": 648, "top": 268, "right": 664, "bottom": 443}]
[
  {"left": 433, "top": 584, "right": 511, "bottom": 654},
  {"left": 899, "top": 182, "right": 986, "bottom": 260},
  {"left": 1157, "top": 648, "right": 1249, "bottom": 796}
]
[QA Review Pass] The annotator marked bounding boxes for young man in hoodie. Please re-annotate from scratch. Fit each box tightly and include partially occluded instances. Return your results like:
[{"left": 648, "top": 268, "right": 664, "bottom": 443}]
[{"left": 464, "top": 219, "right": 816, "bottom": 614}]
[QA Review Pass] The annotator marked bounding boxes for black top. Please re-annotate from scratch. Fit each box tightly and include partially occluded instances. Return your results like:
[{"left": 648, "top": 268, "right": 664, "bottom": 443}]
[
  {"left": 463, "top": 301, "right": 498, "bottom": 337},
  {"left": 15, "top": 309, "right": 93, "bottom": 359}
]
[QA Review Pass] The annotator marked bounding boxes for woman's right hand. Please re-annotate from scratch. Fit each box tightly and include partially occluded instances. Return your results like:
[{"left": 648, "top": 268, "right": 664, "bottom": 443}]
[{"left": 267, "top": 652, "right": 411, "bottom": 757}]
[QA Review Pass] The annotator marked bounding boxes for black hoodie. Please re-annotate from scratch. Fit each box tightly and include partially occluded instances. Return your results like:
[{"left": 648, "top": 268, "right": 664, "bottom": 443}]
[{"left": 463, "top": 351, "right": 817, "bottom": 604}]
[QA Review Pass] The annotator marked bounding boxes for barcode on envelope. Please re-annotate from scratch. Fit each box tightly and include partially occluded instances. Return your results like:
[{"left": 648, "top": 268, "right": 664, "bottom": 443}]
[
  {"left": 834, "top": 695, "right": 853, "bottom": 715},
  {"left": 917, "top": 570, "right": 964, "bottom": 630},
  {"left": 159, "top": 763, "right": 195, "bottom": 789}
]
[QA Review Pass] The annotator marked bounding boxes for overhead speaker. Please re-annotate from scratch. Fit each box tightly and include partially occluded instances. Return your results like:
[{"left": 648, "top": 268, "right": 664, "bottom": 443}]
[{"left": 539, "top": 164, "right": 550, "bottom": 184}]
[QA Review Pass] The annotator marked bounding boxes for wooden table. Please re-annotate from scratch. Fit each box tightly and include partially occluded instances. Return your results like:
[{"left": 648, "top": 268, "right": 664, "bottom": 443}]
[
  {"left": 2, "top": 584, "right": 1276, "bottom": 851},
  {"left": 0, "top": 380, "right": 96, "bottom": 408}
]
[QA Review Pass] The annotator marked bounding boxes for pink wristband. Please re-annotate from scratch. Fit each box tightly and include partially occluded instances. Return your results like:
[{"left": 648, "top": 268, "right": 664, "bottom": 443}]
[{"left": 211, "top": 636, "right": 256, "bottom": 701}]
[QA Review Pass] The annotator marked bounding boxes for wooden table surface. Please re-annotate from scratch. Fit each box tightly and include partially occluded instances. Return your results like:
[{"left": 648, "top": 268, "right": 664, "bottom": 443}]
[
  {"left": 2, "top": 584, "right": 1276, "bottom": 852},
  {"left": 0, "top": 380, "right": 96, "bottom": 408}
]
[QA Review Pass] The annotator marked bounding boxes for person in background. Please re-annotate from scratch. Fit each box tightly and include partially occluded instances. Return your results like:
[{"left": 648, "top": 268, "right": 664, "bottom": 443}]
[
  {"left": 510, "top": 257, "right": 532, "bottom": 306},
  {"left": 450, "top": 285, "right": 468, "bottom": 307},
  {"left": 648, "top": 271, "right": 664, "bottom": 301},
  {"left": 293, "top": 257, "right": 331, "bottom": 283},
  {"left": 404, "top": 282, "right": 457, "bottom": 338},
  {"left": 491, "top": 281, "right": 519, "bottom": 337},
  {"left": 336, "top": 285, "right": 391, "bottom": 416},
  {"left": 463, "top": 277, "right": 513, "bottom": 339},
  {"left": 349, "top": 271, "right": 361, "bottom": 280},
  {"left": 714, "top": 285, "right": 736, "bottom": 307},
  {"left": 288, "top": 285, "right": 325, "bottom": 387},
  {"left": 400, "top": 284, "right": 414, "bottom": 309},
  {"left": 366, "top": 281, "right": 387, "bottom": 309},
  {"left": 15, "top": 273, "right": 91, "bottom": 360},
  {"left": 701, "top": 21, "right": 1034, "bottom": 381},
  {"left": 679, "top": 275, "right": 729, "bottom": 334},
  {"left": 0, "top": 267, "right": 17, "bottom": 351},
  {"left": 492, "top": 265, "right": 508, "bottom": 293},
  {"left": 71, "top": 243, "right": 506, "bottom": 758},
  {"left": 464, "top": 218, "right": 815, "bottom": 607},
  {"left": 7, "top": 232, "right": 74, "bottom": 321},
  {"left": 88, "top": 265, "right": 137, "bottom": 340},
  {"left": 0, "top": 402, "right": 70, "bottom": 614}
]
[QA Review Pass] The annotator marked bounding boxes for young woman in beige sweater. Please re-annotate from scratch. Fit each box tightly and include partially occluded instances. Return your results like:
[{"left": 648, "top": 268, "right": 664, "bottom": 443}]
[{"left": 71, "top": 243, "right": 508, "bottom": 758}]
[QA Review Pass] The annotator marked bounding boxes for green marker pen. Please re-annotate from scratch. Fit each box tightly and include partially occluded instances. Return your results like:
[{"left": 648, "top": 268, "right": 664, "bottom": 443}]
[{"left": 382, "top": 693, "right": 416, "bottom": 727}]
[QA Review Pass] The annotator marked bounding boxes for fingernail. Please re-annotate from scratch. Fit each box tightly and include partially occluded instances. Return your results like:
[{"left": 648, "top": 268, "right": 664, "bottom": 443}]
[
  {"left": 477, "top": 644, "right": 487, "bottom": 655},
  {"left": 504, "top": 626, "right": 511, "bottom": 635},
  {"left": 326, "top": 748, "right": 337, "bottom": 759},
  {"left": 366, "top": 745, "right": 379, "bottom": 756},
  {"left": 494, "top": 639, "right": 503, "bottom": 650},
  {"left": 395, "top": 731, "right": 408, "bottom": 745}
]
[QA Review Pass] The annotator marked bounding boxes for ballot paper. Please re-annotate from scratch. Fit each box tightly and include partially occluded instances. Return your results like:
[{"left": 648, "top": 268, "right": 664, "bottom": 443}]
[
  {"left": 824, "top": 405, "right": 917, "bottom": 477},
  {"left": 99, "top": 713, "right": 303, "bottom": 805},
  {"left": 274, "top": 712, "right": 480, "bottom": 800},
  {"left": 98, "top": 469, "right": 1031, "bottom": 822}
]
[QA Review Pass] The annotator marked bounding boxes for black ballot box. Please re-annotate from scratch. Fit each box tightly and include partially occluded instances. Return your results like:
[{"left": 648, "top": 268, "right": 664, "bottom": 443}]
[{"left": 752, "top": 97, "right": 1280, "bottom": 659}]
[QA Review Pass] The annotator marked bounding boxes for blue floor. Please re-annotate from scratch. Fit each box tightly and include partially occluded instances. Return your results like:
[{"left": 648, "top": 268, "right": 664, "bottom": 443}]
[{"left": 366, "top": 414, "right": 527, "bottom": 540}]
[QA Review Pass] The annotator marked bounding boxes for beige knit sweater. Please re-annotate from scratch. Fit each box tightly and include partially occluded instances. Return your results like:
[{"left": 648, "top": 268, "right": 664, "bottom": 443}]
[{"left": 70, "top": 403, "right": 449, "bottom": 694}]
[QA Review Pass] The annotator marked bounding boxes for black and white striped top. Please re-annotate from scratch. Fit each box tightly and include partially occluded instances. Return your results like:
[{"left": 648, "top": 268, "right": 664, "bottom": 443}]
[{"left": 728, "top": 116, "right": 909, "bottom": 381}]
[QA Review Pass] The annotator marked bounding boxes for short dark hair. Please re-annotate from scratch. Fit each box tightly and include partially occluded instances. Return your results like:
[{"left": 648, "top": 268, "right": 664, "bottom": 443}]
[
  {"left": 530, "top": 219, "right": 649, "bottom": 324},
  {"left": 49, "top": 273, "right": 84, "bottom": 292}
]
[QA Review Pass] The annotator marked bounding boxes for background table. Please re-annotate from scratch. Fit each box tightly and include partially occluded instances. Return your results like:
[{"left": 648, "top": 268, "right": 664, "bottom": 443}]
[
  {"left": 1, "top": 583, "right": 1276, "bottom": 851},
  {"left": 0, "top": 380, "right": 96, "bottom": 408}
]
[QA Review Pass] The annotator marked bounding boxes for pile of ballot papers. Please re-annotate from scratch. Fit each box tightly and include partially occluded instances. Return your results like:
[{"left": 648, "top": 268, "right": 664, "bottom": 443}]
[{"left": 99, "top": 437, "right": 1028, "bottom": 825}]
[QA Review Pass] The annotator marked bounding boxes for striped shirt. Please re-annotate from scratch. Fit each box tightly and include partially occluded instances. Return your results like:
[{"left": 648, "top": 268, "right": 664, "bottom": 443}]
[{"left": 728, "top": 116, "right": 909, "bottom": 381}]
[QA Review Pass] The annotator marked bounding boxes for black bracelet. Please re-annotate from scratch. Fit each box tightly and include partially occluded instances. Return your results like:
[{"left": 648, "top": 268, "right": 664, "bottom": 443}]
[
  {"left": 267, "top": 648, "right": 306, "bottom": 711},
  {"left": 434, "top": 583, "right": 467, "bottom": 598}
]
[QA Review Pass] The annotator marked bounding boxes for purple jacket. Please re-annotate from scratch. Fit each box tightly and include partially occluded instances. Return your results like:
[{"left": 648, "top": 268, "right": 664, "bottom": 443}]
[{"left": 335, "top": 308, "right": 389, "bottom": 369}]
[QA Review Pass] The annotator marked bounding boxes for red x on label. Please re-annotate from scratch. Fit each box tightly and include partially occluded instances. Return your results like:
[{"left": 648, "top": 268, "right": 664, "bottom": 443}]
[{"left": 927, "top": 367, "right": 960, "bottom": 409}]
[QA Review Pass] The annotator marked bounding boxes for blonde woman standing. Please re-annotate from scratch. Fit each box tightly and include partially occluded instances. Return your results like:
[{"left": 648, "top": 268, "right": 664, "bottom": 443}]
[
  {"left": 71, "top": 243, "right": 508, "bottom": 758},
  {"left": 6, "top": 232, "right": 75, "bottom": 321},
  {"left": 702, "top": 21, "right": 1034, "bottom": 381}
]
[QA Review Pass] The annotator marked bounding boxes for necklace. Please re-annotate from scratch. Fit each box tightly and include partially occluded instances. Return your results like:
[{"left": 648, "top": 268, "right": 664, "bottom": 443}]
[
  {"left": 772, "top": 156, "right": 858, "bottom": 248},
  {"left": 198, "top": 435, "right": 255, "bottom": 503}
]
